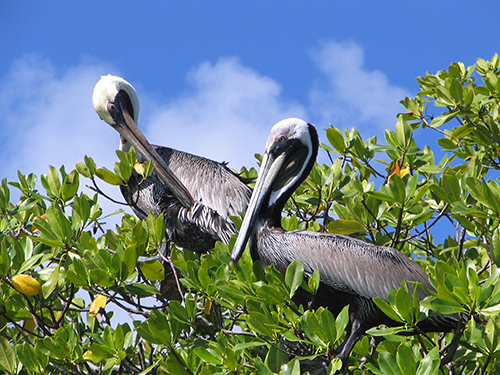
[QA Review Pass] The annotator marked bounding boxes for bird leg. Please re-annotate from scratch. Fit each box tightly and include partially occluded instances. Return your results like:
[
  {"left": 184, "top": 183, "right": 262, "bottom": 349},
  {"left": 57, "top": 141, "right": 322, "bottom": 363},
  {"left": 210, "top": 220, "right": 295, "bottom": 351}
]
[{"left": 334, "top": 315, "right": 364, "bottom": 366}]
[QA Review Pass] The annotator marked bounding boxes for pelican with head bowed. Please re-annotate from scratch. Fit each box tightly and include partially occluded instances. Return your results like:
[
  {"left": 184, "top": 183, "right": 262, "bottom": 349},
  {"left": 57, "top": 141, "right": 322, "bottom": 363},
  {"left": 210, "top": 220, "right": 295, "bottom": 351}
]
[
  {"left": 92, "top": 75, "right": 252, "bottom": 252},
  {"left": 230, "top": 118, "right": 458, "bottom": 364}
]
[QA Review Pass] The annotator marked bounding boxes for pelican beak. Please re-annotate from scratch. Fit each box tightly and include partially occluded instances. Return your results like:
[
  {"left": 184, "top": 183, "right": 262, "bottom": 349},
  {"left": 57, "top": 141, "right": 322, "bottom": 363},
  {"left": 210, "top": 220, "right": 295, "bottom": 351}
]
[
  {"left": 109, "top": 90, "right": 194, "bottom": 208},
  {"left": 230, "top": 150, "right": 286, "bottom": 267}
]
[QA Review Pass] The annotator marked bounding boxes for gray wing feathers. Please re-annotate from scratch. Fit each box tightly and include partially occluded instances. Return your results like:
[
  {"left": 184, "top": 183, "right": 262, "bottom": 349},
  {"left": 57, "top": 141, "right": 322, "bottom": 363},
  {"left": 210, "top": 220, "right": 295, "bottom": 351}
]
[
  {"left": 281, "top": 231, "right": 433, "bottom": 302},
  {"left": 155, "top": 147, "right": 251, "bottom": 219}
]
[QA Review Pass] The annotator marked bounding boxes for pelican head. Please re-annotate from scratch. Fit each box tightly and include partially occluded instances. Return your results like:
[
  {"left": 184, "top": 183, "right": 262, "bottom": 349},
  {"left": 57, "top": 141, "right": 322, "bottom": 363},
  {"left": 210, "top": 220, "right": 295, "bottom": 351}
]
[
  {"left": 92, "top": 75, "right": 193, "bottom": 207},
  {"left": 230, "top": 118, "right": 318, "bottom": 266},
  {"left": 92, "top": 75, "right": 140, "bottom": 131}
]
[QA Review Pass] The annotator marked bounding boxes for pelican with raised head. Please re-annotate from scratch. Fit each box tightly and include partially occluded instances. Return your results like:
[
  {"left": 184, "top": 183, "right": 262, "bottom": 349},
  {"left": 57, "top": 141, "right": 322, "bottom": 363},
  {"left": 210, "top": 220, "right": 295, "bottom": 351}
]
[
  {"left": 230, "top": 118, "right": 457, "bottom": 364},
  {"left": 93, "top": 75, "right": 252, "bottom": 252}
]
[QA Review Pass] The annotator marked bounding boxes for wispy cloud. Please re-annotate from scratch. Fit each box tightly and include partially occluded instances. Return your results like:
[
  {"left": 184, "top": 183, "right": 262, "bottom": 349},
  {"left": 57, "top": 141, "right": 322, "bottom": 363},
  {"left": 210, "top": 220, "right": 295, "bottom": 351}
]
[
  {"left": 0, "top": 54, "right": 126, "bottom": 221},
  {"left": 309, "top": 41, "right": 411, "bottom": 139},
  {"left": 0, "top": 54, "right": 119, "bottom": 179},
  {"left": 145, "top": 57, "right": 306, "bottom": 170}
]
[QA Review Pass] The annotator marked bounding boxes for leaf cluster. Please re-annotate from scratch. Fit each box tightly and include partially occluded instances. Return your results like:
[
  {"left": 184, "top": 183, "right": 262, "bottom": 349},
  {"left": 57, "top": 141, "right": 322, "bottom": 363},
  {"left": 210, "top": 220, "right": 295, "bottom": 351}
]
[{"left": 2, "top": 55, "right": 500, "bottom": 374}]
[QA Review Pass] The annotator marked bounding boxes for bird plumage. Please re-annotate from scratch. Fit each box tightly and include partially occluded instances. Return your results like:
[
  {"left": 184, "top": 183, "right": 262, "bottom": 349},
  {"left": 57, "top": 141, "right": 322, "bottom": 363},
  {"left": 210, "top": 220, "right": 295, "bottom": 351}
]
[
  {"left": 122, "top": 145, "right": 251, "bottom": 250},
  {"left": 93, "top": 75, "right": 252, "bottom": 252},
  {"left": 230, "top": 118, "right": 457, "bottom": 364}
]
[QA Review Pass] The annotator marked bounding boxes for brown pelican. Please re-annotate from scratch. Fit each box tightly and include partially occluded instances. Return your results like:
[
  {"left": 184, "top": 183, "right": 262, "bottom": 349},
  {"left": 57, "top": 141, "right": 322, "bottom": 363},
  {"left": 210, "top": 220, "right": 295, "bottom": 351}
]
[
  {"left": 92, "top": 75, "right": 252, "bottom": 252},
  {"left": 230, "top": 118, "right": 457, "bottom": 363}
]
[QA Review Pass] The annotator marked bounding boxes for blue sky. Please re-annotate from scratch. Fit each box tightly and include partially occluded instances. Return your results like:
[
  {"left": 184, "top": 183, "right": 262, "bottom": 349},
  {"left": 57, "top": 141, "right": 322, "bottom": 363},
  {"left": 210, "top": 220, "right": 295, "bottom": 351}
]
[{"left": 1, "top": 1, "right": 499, "bottom": 218}]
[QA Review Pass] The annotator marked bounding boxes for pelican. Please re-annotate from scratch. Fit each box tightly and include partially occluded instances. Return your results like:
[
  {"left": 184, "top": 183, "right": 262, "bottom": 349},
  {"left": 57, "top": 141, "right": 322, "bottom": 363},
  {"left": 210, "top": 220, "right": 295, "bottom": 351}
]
[
  {"left": 92, "top": 75, "right": 252, "bottom": 252},
  {"left": 230, "top": 118, "right": 457, "bottom": 363}
]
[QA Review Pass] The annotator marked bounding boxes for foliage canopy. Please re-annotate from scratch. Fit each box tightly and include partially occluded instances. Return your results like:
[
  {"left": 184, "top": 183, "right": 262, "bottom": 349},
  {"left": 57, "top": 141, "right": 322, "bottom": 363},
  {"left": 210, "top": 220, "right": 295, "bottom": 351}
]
[{"left": 2, "top": 55, "right": 500, "bottom": 374}]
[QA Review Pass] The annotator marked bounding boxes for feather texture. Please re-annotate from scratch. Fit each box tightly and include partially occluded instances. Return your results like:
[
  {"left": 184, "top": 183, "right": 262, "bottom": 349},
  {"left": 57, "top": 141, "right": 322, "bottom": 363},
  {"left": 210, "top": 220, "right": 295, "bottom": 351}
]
[{"left": 121, "top": 145, "right": 252, "bottom": 252}]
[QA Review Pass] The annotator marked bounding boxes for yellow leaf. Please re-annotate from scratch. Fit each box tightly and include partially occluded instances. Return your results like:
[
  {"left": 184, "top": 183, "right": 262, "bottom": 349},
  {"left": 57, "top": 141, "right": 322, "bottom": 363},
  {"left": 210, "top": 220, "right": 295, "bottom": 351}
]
[
  {"left": 134, "top": 162, "right": 145, "bottom": 176},
  {"left": 399, "top": 167, "right": 410, "bottom": 177},
  {"left": 11, "top": 274, "right": 42, "bottom": 296},
  {"left": 496, "top": 147, "right": 500, "bottom": 158},
  {"left": 31, "top": 213, "right": 48, "bottom": 232},
  {"left": 83, "top": 350, "right": 94, "bottom": 360},
  {"left": 89, "top": 294, "right": 108, "bottom": 316},
  {"left": 23, "top": 318, "right": 36, "bottom": 335},
  {"left": 327, "top": 220, "right": 365, "bottom": 235},
  {"left": 56, "top": 310, "right": 64, "bottom": 322},
  {"left": 386, "top": 159, "right": 410, "bottom": 182},
  {"left": 204, "top": 299, "right": 212, "bottom": 315}
]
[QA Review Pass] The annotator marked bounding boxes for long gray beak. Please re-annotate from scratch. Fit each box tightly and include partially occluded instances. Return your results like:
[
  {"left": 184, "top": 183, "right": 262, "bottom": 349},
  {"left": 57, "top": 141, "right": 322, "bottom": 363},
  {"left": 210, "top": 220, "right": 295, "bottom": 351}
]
[
  {"left": 230, "top": 150, "right": 287, "bottom": 267},
  {"left": 110, "top": 91, "right": 194, "bottom": 208}
]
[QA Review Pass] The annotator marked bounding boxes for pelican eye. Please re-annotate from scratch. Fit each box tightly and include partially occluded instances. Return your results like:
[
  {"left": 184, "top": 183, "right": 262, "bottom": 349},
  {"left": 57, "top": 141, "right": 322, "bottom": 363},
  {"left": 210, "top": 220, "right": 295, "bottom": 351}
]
[
  {"left": 107, "top": 102, "right": 117, "bottom": 115},
  {"left": 276, "top": 135, "right": 287, "bottom": 144}
]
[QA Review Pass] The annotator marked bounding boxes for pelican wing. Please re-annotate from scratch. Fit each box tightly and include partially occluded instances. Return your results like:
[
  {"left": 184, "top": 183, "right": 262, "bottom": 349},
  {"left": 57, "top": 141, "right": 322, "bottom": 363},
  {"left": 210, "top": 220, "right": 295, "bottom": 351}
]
[
  {"left": 259, "top": 228, "right": 433, "bottom": 302},
  {"left": 155, "top": 146, "right": 252, "bottom": 219}
]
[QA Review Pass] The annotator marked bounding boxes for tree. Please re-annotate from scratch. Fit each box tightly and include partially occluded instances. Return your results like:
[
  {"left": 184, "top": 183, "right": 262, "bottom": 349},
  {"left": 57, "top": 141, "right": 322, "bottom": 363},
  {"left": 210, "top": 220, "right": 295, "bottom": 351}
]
[{"left": 1, "top": 55, "right": 500, "bottom": 374}]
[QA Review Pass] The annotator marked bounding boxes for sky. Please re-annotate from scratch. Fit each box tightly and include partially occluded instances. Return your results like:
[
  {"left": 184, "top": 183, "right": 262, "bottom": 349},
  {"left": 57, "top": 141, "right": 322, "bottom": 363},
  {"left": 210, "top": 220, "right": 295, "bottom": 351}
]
[{"left": 1, "top": 1, "right": 500, "bottom": 221}]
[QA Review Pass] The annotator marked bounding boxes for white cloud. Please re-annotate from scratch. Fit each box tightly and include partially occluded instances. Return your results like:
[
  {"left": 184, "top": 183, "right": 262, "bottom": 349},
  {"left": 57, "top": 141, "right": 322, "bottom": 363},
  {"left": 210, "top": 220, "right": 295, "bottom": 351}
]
[
  {"left": 0, "top": 54, "right": 127, "bottom": 221},
  {"left": 309, "top": 41, "right": 411, "bottom": 139},
  {"left": 144, "top": 57, "right": 306, "bottom": 170},
  {"left": 0, "top": 54, "right": 120, "bottom": 178}
]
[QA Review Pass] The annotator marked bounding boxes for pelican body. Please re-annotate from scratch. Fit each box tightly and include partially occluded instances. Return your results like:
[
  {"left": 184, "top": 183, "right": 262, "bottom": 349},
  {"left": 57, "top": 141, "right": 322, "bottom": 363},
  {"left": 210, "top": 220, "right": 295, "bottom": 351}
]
[
  {"left": 93, "top": 75, "right": 251, "bottom": 252},
  {"left": 230, "top": 118, "right": 456, "bottom": 363}
]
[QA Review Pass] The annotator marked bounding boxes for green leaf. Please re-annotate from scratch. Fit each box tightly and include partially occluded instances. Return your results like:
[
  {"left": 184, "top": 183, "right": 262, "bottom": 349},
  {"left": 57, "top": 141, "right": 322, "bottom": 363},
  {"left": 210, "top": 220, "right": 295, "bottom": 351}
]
[
  {"left": 366, "top": 325, "right": 409, "bottom": 336},
  {"left": 256, "top": 285, "right": 285, "bottom": 304},
  {"left": 45, "top": 204, "right": 72, "bottom": 244},
  {"left": 44, "top": 165, "right": 62, "bottom": 198},
  {"left": 449, "top": 79, "right": 463, "bottom": 103},
  {"left": 335, "top": 306, "right": 350, "bottom": 341},
  {"left": 301, "top": 310, "right": 327, "bottom": 346},
  {"left": 18, "top": 252, "right": 45, "bottom": 274},
  {"left": 416, "top": 346, "right": 440, "bottom": 375},
  {"left": 96, "top": 167, "right": 123, "bottom": 186},
  {"left": 437, "top": 137, "right": 456, "bottom": 149},
  {"left": 61, "top": 169, "right": 79, "bottom": 202},
  {"left": 395, "top": 285, "right": 414, "bottom": 323},
  {"left": 233, "top": 341, "right": 266, "bottom": 351},
  {"left": 42, "top": 266, "right": 60, "bottom": 299},
  {"left": 280, "top": 358, "right": 300, "bottom": 375},
  {"left": 254, "top": 357, "right": 273, "bottom": 375},
  {"left": 194, "top": 347, "right": 223, "bottom": 365},
  {"left": 265, "top": 342, "right": 289, "bottom": 373},
  {"left": 397, "top": 343, "right": 416, "bottom": 375},
  {"left": 169, "top": 300, "right": 190, "bottom": 324},
  {"left": 123, "top": 283, "right": 158, "bottom": 297},
  {"left": 75, "top": 161, "right": 91, "bottom": 178},
  {"left": 418, "top": 165, "right": 442, "bottom": 174},
  {"left": 225, "top": 348, "right": 237, "bottom": 372},
  {"left": 0, "top": 336, "right": 16, "bottom": 374},
  {"left": 284, "top": 260, "right": 304, "bottom": 299},
  {"left": 307, "top": 269, "right": 321, "bottom": 295},
  {"left": 247, "top": 312, "right": 274, "bottom": 337},
  {"left": 0, "top": 244, "right": 11, "bottom": 277},
  {"left": 484, "top": 314, "right": 500, "bottom": 354},
  {"left": 0, "top": 178, "right": 11, "bottom": 212},
  {"left": 441, "top": 173, "right": 461, "bottom": 203},
  {"left": 421, "top": 296, "right": 464, "bottom": 314},
  {"left": 114, "top": 158, "right": 132, "bottom": 183},
  {"left": 326, "top": 127, "right": 346, "bottom": 152},
  {"left": 430, "top": 112, "right": 456, "bottom": 127},
  {"left": 378, "top": 352, "right": 402, "bottom": 375},
  {"left": 396, "top": 116, "right": 413, "bottom": 149},
  {"left": 373, "top": 297, "right": 404, "bottom": 323},
  {"left": 84, "top": 155, "right": 97, "bottom": 175},
  {"left": 139, "top": 260, "right": 165, "bottom": 281}
]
